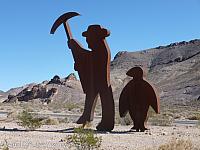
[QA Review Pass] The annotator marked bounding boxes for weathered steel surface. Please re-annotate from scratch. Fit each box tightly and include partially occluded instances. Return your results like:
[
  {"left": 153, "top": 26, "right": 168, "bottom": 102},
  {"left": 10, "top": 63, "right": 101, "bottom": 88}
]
[
  {"left": 50, "top": 13, "right": 114, "bottom": 131},
  {"left": 50, "top": 12, "right": 80, "bottom": 40},
  {"left": 119, "top": 67, "right": 160, "bottom": 132},
  {"left": 68, "top": 25, "right": 115, "bottom": 131}
]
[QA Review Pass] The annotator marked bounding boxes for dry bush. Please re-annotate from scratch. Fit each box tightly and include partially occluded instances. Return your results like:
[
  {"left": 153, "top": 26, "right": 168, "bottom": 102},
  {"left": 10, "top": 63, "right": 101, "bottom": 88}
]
[
  {"left": 58, "top": 117, "right": 69, "bottom": 123},
  {"left": 187, "top": 113, "right": 200, "bottom": 120},
  {"left": 1, "top": 140, "right": 9, "bottom": 150},
  {"left": 48, "top": 101, "right": 81, "bottom": 113},
  {"left": 41, "top": 117, "right": 59, "bottom": 125},
  {"left": 115, "top": 112, "right": 121, "bottom": 125},
  {"left": 157, "top": 138, "right": 196, "bottom": 150},
  {"left": 147, "top": 107, "right": 156, "bottom": 118},
  {"left": 197, "top": 120, "right": 200, "bottom": 128},
  {"left": 64, "top": 102, "right": 80, "bottom": 111},
  {"left": 115, "top": 112, "right": 132, "bottom": 126},
  {"left": 6, "top": 110, "right": 19, "bottom": 121},
  {"left": 149, "top": 114, "right": 173, "bottom": 126},
  {"left": 48, "top": 102, "right": 64, "bottom": 112},
  {"left": 17, "top": 110, "right": 43, "bottom": 130},
  {"left": 19, "top": 102, "right": 43, "bottom": 112}
]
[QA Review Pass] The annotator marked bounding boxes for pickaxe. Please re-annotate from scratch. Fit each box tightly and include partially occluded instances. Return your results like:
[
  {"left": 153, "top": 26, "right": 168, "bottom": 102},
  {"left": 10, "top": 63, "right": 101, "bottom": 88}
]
[{"left": 50, "top": 12, "right": 80, "bottom": 40}]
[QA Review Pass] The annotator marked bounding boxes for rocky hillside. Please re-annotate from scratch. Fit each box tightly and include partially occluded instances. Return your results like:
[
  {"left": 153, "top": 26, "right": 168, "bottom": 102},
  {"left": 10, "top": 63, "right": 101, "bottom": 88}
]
[
  {"left": 111, "top": 39, "right": 200, "bottom": 107},
  {"left": 1, "top": 39, "right": 200, "bottom": 107},
  {"left": 1, "top": 73, "right": 84, "bottom": 104}
]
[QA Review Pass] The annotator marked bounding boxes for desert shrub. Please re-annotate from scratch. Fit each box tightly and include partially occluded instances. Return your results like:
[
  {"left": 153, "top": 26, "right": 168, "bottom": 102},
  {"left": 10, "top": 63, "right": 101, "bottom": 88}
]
[
  {"left": 197, "top": 120, "right": 200, "bottom": 128},
  {"left": 149, "top": 114, "right": 173, "bottom": 126},
  {"left": 48, "top": 101, "right": 80, "bottom": 112},
  {"left": 41, "top": 117, "right": 59, "bottom": 125},
  {"left": 157, "top": 138, "right": 194, "bottom": 150},
  {"left": 17, "top": 110, "right": 42, "bottom": 130},
  {"left": 147, "top": 107, "right": 156, "bottom": 118},
  {"left": 120, "top": 113, "right": 133, "bottom": 125},
  {"left": 1, "top": 140, "right": 9, "bottom": 150},
  {"left": 58, "top": 117, "right": 69, "bottom": 123},
  {"left": 6, "top": 110, "right": 19, "bottom": 121},
  {"left": 64, "top": 103, "right": 80, "bottom": 111},
  {"left": 187, "top": 113, "right": 200, "bottom": 120},
  {"left": 115, "top": 112, "right": 133, "bottom": 126},
  {"left": 48, "top": 102, "right": 64, "bottom": 112},
  {"left": 66, "top": 127, "right": 102, "bottom": 150},
  {"left": 115, "top": 113, "right": 121, "bottom": 125}
]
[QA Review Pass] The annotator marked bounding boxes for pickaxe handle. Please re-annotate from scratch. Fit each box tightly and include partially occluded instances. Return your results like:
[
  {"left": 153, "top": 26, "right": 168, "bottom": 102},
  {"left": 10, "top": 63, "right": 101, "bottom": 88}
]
[{"left": 63, "top": 22, "right": 73, "bottom": 41}]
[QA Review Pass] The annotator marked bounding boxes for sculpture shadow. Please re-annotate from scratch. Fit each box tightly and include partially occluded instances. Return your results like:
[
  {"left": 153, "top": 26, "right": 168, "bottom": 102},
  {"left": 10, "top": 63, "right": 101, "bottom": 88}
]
[
  {"left": 0, "top": 127, "right": 135, "bottom": 134},
  {"left": 0, "top": 127, "right": 75, "bottom": 133}
]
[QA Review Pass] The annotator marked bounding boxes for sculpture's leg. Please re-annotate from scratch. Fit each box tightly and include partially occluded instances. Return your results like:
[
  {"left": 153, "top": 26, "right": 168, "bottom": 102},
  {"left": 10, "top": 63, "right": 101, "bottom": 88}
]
[
  {"left": 96, "top": 86, "right": 115, "bottom": 131},
  {"left": 129, "top": 106, "right": 140, "bottom": 132},
  {"left": 139, "top": 105, "right": 149, "bottom": 132},
  {"left": 77, "top": 92, "right": 98, "bottom": 124},
  {"left": 134, "top": 119, "right": 140, "bottom": 132}
]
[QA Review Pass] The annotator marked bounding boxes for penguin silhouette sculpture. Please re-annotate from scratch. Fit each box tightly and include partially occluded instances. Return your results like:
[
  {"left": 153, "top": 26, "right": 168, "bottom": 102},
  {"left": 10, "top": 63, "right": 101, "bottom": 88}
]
[
  {"left": 119, "top": 67, "right": 160, "bottom": 132},
  {"left": 68, "top": 25, "right": 115, "bottom": 131}
]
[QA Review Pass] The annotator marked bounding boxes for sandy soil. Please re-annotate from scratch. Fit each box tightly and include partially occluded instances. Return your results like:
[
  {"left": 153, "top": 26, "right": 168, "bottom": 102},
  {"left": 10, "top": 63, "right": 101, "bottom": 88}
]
[{"left": 0, "top": 121, "right": 200, "bottom": 150}]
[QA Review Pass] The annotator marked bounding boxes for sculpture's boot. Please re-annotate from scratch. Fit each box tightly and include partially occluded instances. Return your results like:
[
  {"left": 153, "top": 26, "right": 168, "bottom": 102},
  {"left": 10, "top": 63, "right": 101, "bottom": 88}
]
[
  {"left": 77, "top": 93, "right": 98, "bottom": 124},
  {"left": 96, "top": 86, "right": 115, "bottom": 131}
]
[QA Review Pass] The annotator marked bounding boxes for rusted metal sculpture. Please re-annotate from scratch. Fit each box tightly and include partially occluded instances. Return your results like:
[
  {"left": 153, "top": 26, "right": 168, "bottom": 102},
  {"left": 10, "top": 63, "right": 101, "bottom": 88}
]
[
  {"left": 50, "top": 12, "right": 115, "bottom": 131},
  {"left": 119, "top": 67, "right": 160, "bottom": 132}
]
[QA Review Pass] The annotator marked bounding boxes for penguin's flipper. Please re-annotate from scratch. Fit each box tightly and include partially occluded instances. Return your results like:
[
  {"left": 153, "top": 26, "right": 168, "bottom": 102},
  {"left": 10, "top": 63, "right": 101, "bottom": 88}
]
[
  {"left": 144, "top": 80, "right": 160, "bottom": 114},
  {"left": 119, "top": 85, "right": 129, "bottom": 117}
]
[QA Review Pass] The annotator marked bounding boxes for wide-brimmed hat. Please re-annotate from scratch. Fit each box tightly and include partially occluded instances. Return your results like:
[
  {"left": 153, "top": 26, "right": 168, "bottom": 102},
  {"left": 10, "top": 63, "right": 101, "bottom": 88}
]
[{"left": 82, "top": 25, "right": 110, "bottom": 39}]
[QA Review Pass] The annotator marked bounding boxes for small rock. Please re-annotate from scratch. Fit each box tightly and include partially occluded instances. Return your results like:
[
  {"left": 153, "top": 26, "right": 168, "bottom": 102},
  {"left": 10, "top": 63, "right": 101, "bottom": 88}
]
[{"left": 161, "top": 132, "right": 168, "bottom": 135}]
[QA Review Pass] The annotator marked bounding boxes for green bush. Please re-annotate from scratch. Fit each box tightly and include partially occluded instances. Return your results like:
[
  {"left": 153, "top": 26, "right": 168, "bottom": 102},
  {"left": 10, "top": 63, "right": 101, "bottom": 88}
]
[
  {"left": 17, "top": 110, "right": 42, "bottom": 130},
  {"left": 66, "top": 127, "right": 102, "bottom": 150}
]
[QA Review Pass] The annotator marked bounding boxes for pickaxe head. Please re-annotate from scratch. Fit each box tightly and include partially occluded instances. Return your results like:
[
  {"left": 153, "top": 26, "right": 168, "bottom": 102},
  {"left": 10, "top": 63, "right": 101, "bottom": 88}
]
[{"left": 50, "top": 12, "right": 80, "bottom": 34}]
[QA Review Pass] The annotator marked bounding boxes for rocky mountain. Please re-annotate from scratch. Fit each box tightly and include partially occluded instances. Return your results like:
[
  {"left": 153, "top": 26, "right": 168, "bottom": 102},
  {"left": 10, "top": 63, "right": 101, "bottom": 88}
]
[
  {"left": 1, "top": 39, "right": 200, "bottom": 107},
  {"left": 111, "top": 39, "right": 200, "bottom": 107},
  {"left": 1, "top": 73, "right": 84, "bottom": 104}
]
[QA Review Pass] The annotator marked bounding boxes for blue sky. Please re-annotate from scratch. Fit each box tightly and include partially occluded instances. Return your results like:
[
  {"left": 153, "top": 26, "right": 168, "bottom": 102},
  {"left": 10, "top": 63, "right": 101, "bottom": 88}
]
[{"left": 0, "top": 0, "right": 200, "bottom": 91}]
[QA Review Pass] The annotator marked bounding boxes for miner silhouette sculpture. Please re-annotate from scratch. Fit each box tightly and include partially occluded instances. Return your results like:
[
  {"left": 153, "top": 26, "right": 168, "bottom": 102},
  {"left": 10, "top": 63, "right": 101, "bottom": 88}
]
[
  {"left": 119, "top": 67, "right": 160, "bottom": 132},
  {"left": 50, "top": 12, "right": 115, "bottom": 131}
]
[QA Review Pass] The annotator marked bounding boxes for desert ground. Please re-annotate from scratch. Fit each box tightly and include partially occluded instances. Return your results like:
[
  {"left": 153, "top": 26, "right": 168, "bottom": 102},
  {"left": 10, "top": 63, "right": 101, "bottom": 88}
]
[
  {"left": 0, "top": 103, "right": 199, "bottom": 150},
  {"left": 0, "top": 121, "right": 200, "bottom": 150}
]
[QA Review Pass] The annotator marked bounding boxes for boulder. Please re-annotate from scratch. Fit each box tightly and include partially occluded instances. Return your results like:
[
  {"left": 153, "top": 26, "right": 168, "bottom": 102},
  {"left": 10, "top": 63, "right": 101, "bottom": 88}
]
[{"left": 48, "top": 75, "right": 62, "bottom": 85}]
